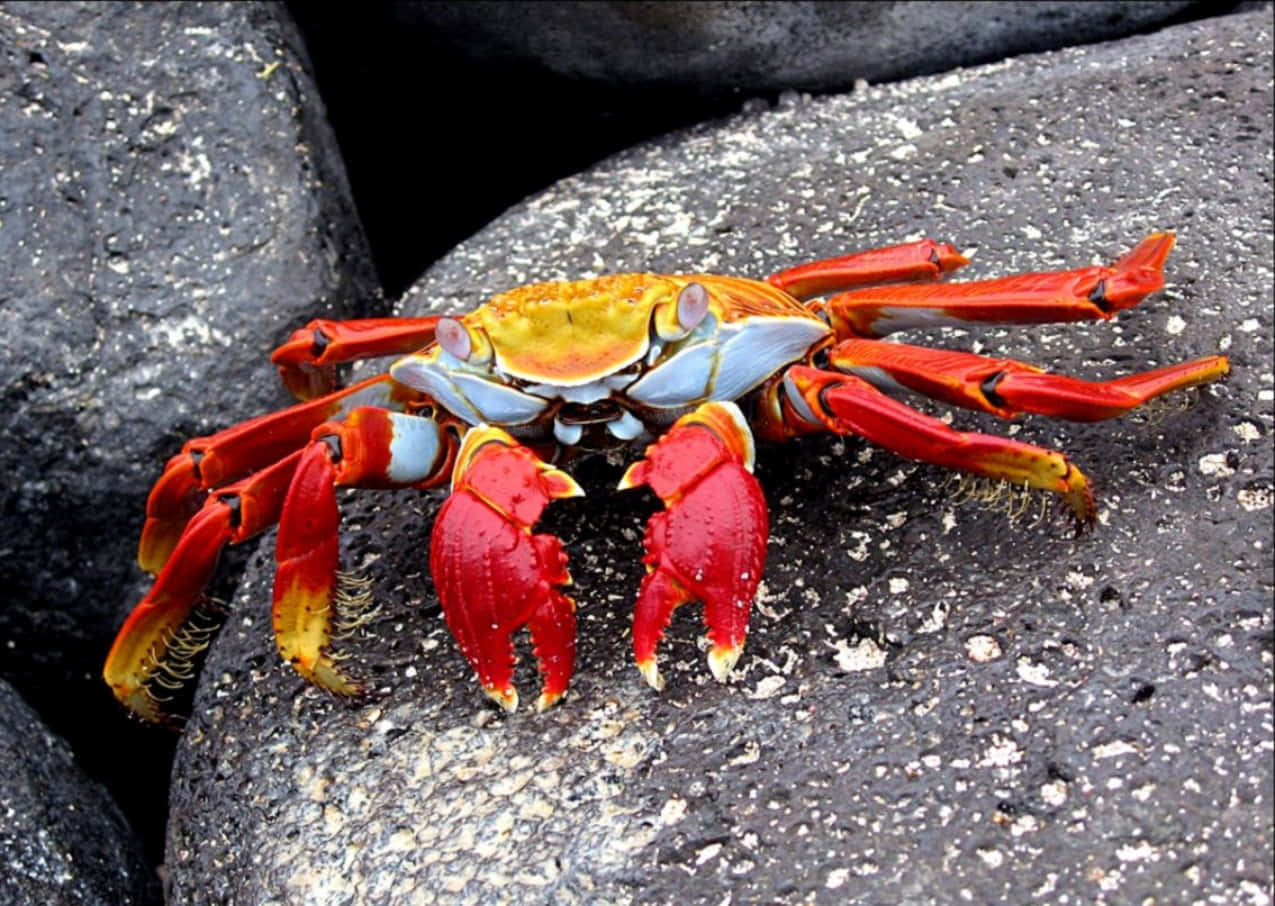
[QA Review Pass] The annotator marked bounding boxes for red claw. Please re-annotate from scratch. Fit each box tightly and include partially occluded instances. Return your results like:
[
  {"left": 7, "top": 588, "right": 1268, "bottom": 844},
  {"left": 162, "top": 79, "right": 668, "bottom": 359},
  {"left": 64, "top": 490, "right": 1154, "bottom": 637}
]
[
  {"left": 620, "top": 402, "right": 768, "bottom": 690},
  {"left": 429, "top": 426, "right": 582, "bottom": 711}
]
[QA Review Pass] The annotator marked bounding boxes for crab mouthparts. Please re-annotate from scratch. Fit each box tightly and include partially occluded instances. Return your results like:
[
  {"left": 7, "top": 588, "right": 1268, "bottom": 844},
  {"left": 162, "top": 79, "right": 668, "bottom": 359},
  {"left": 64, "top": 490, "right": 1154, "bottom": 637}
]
[{"left": 552, "top": 401, "right": 648, "bottom": 449}]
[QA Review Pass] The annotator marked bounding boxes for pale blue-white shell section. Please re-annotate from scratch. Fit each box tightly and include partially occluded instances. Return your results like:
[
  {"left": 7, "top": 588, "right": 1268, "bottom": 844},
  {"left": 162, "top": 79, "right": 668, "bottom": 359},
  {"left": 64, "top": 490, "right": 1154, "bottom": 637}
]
[
  {"left": 385, "top": 412, "right": 447, "bottom": 484},
  {"left": 391, "top": 351, "right": 549, "bottom": 425},
  {"left": 628, "top": 316, "right": 829, "bottom": 407}
]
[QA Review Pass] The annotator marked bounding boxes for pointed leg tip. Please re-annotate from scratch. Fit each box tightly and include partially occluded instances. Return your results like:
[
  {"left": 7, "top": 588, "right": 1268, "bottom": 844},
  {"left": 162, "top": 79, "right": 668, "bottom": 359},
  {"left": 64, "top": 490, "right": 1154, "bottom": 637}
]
[
  {"left": 484, "top": 684, "right": 519, "bottom": 713},
  {"left": 617, "top": 461, "right": 647, "bottom": 491},
  {"left": 638, "top": 658, "right": 665, "bottom": 692},
  {"left": 292, "top": 656, "right": 366, "bottom": 699},
  {"left": 535, "top": 689, "right": 565, "bottom": 712},
  {"left": 707, "top": 644, "right": 743, "bottom": 683}
]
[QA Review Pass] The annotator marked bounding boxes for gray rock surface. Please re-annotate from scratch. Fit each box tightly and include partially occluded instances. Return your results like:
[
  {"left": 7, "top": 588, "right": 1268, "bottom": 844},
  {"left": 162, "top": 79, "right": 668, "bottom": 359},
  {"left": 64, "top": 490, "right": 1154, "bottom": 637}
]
[
  {"left": 410, "top": 0, "right": 1205, "bottom": 93},
  {"left": 167, "top": 9, "right": 1272, "bottom": 906},
  {"left": 0, "top": 677, "right": 158, "bottom": 906},
  {"left": 291, "top": 0, "right": 1224, "bottom": 297},
  {"left": 0, "top": 0, "right": 379, "bottom": 847}
]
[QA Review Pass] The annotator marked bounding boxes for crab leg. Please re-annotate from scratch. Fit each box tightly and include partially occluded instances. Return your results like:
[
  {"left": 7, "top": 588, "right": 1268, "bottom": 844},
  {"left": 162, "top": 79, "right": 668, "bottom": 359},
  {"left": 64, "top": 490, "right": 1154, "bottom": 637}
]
[
  {"left": 105, "top": 451, "right": 303, "bottom": 722},
  {"left": 619, "top": 402, "right": 768, "bottom": 691},
  {"left": 272, "top": 317, "right": 441, "bottom": 399},
  {"left": 770, "top": 365, "right": 1096, "bottom": 526},
  {"left": 428, "top": 426, "right": 583, "bottom": 712},
  {"left": 139, "top": 375, "right": 419, "bottom": 574},
  {"left": 272, "top": 407, "right": 455, "bottom": 695},
  {"left": 768, "top": 238, "right": 970, "bottom": 300},
  {"left": 824, "top": 233, "right": 1175, "bottom": 338},
  {"left": 830, "top": 340, "right": 1230, "bottom": 421}
]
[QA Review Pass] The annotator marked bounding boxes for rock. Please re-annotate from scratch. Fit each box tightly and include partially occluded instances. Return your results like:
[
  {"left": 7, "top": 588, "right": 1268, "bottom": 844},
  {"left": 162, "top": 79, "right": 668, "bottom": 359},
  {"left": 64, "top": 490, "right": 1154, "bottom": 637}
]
[
  {"left": 0, "top": 677, "right": 159, "bottom": 906},
  {"left": 290, "top": 0, "right": 1220, "bottom": 296},
  {"left": 397, "top": 1, "right": 1205, "bottom": 93},
  {"left": 167, "top": 10, "right": 1271, "bottom": 906},
  {"left": 0, "top": 0, "right": 378, "bottom": 853}
]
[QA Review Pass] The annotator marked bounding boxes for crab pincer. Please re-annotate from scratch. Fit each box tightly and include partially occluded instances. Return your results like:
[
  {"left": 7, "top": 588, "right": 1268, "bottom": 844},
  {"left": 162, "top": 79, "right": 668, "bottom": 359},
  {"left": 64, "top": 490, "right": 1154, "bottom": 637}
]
[
  {"left": 430, "top": 426, "right": 583, "bottom": 712},
  {"left": 620, "top": 401, "right": 768, "bottom": 691}
]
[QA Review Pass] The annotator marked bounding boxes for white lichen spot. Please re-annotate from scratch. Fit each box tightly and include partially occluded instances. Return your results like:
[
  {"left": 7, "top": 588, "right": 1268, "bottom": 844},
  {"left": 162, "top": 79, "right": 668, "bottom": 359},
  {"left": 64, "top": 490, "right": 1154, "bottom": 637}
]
[
  {"left": 749, "top": 675, "right": 786, "bottom": 699},
  {"left": 1239, "top": 318, "right": 1262, "bottom": 332},
  {"left": 1232, "top": 421, "right": 1262, "bottom": 442},
  {"left": 387, "top": 828, "right": 416, "bottom": 852},
  {"left": 976, "top": 847, "right": 1005, "bottom": 868},
  {"left": 1092, "top": 740, "right": 1139, "bottom": 760},
  {"left": 1041, "top": 779, "right": 1068, "bottom": 807},
  {"left": 966, "top": 634, "right": 1003, "bottom": 663},
  {"left": 177, "top": 149, "right": 212, "bottom": 188},
  {"left": 888, "top": 577, "right": 909, "bottom": 595},
  {"left": 695, "top": 842, "right": 722, "bottom": 866},
  {"left": 1011, "top": 814, "right": 1040, "bottom": 837},
  {"left": 1198, "top": 452, "right": 1235, "bottom": 477},
  {"left": 978, "top": 735, "right": 1023, "bottom": 768},
  {"left": 829, "top": 637, "right": 887, "bottom": 672},
  {"left": 1016, "top": 657, "right": 1058, "bottom": 687},
  {"left": 917, "top": 602, "right": 949, "bottom": 634},
  {"left": 660, "top": 796, "right": 687, "bottom": 826},
  {"left": 1066, "top": 570, "right": 1094, "bottom": 590},
  {"left": 1238, "top": 486, "right": 1272, "bottom": 511},
  {"left": 1166, "top": 314, "right": 1186, "bottom": 335},
  {"left": 893, "top": 116, "right": 923, "bottom": 140},
  {"left": 1116, "top": 840, "right": 1160, "bottom": 863},
  {"left": 826, "top": 867, "right": 851, "bottom": 890}
]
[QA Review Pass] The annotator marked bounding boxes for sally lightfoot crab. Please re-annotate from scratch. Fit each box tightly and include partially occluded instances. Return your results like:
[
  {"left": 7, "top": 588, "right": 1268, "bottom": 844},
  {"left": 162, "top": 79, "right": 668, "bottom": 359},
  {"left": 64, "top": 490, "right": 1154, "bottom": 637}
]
[{"left": 105, "top": 233, "right": 1229, "bottom": 720}]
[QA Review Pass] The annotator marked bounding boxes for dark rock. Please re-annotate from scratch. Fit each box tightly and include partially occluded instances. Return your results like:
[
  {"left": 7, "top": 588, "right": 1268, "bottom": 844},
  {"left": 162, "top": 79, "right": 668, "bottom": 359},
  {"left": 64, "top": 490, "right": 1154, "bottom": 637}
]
[
  {"left": 168, "top": 10, "right": 1272, "bottom": 906},
  {"left": 0, "top": 0, "right": 379, "bottom": 855},
  {"left": 398, "top": 1, "right": 1207, "bottom": 93},
  {"left": 289, "top": 0, "right": 1233, "bottom": 297},
  {"left": 0, "top": 677, "right": 159, "bottom": 906}
]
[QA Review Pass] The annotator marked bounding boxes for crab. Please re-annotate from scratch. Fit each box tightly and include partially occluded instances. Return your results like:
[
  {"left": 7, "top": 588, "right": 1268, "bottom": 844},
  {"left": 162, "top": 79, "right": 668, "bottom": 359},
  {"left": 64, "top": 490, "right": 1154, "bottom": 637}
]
[{"left": 105, "top": 233, "right": 1229, "bottom": 720}]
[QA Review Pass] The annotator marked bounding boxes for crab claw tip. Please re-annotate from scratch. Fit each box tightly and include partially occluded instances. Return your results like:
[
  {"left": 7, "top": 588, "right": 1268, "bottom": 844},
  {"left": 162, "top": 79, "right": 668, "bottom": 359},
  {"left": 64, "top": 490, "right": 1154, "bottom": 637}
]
[
  {"left": 535, "top": 689, "right": 565, "bottom": 712},
  {"left": 638, "top": 658, "right": 665, "bottom": 692},
  {"left": 485, "top": 685, "right": 519, "bottom": 713},
  {"left": 708, "top": 644, "right": 743, "bottom": 683},
  {"left": 616, "top": 460, "right": 648, "bottom": 492}
]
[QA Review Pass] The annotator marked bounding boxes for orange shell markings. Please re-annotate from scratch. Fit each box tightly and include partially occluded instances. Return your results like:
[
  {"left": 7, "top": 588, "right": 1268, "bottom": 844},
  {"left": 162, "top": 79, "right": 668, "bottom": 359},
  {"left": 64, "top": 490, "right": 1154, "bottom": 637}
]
[{"left": 468, "top": 273, "right": 820, "bottom": 385}]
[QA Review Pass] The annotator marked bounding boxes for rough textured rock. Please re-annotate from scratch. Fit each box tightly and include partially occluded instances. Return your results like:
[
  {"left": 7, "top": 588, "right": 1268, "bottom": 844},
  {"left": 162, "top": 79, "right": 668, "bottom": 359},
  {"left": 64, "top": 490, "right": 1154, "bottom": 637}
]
[
  {"left": 0, "top": 0, "right": 379, "bottom": 854},
  {"left": 404, "top": 0, "right": 1206, "bottom": 93},
  {"left": 168, "top": 10, "right": 1272, "bottom": 906},
  {"left": 0, "top": 677, "right": 159, "bottom": 906},
  {"left": 289, "top": 0, "right": 1226, "bottom": 298}
]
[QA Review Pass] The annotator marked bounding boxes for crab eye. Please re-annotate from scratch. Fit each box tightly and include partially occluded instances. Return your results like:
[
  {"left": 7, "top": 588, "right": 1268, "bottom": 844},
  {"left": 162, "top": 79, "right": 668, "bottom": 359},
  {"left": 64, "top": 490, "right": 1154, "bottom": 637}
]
[
  {"left": 677, "top": 282, "right": 709, "bottom": 331},
  {"left": 437, "top": 317, "right": 472, "bottom": 360}
]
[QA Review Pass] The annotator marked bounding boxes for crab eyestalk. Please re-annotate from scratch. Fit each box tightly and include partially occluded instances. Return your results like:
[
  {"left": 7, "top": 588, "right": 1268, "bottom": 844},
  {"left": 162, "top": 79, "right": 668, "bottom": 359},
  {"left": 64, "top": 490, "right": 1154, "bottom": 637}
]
[{"left": 619, "top": 401, "right": 768, "bottom": 690}]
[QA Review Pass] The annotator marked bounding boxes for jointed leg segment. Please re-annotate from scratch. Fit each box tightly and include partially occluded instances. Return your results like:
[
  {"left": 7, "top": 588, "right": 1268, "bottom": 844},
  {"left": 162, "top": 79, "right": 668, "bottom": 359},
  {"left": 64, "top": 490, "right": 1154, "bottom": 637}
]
[{"left": 830, "top": 340, "right": 1230, "bottom": 421}]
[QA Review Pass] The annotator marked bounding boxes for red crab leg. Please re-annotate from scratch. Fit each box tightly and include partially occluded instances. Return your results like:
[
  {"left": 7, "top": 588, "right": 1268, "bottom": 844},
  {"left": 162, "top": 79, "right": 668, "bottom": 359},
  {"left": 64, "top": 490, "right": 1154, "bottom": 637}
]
[
  {"left": 619, "top": 402, "right": 768, "bottom": 691},
  {"left": 140, "top": 375, "right": 420, "bottom": 574},
  {"left": 272, "top": 407, "right": 456, "bottom": 695},
  {"left": 105, "top": 451, "right": 303, "bottom": 722},
  {"left": 830, "top": 339, "right": 1231, "bottom": 421},
  {"left": 768, "top": 238, "right": 970, "bottom": 300},
  {"left": 770, "top": 365, "right": 1096, "bottom": 526},
  {"left": 824, "top": 233, "right": 1175, "bottom": 338},
  {"left": 272, "top": 317, "right": 441, "bottom": 399},
  {"left": 428, "top": 426, "right": 583, "bottom": 712}
]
